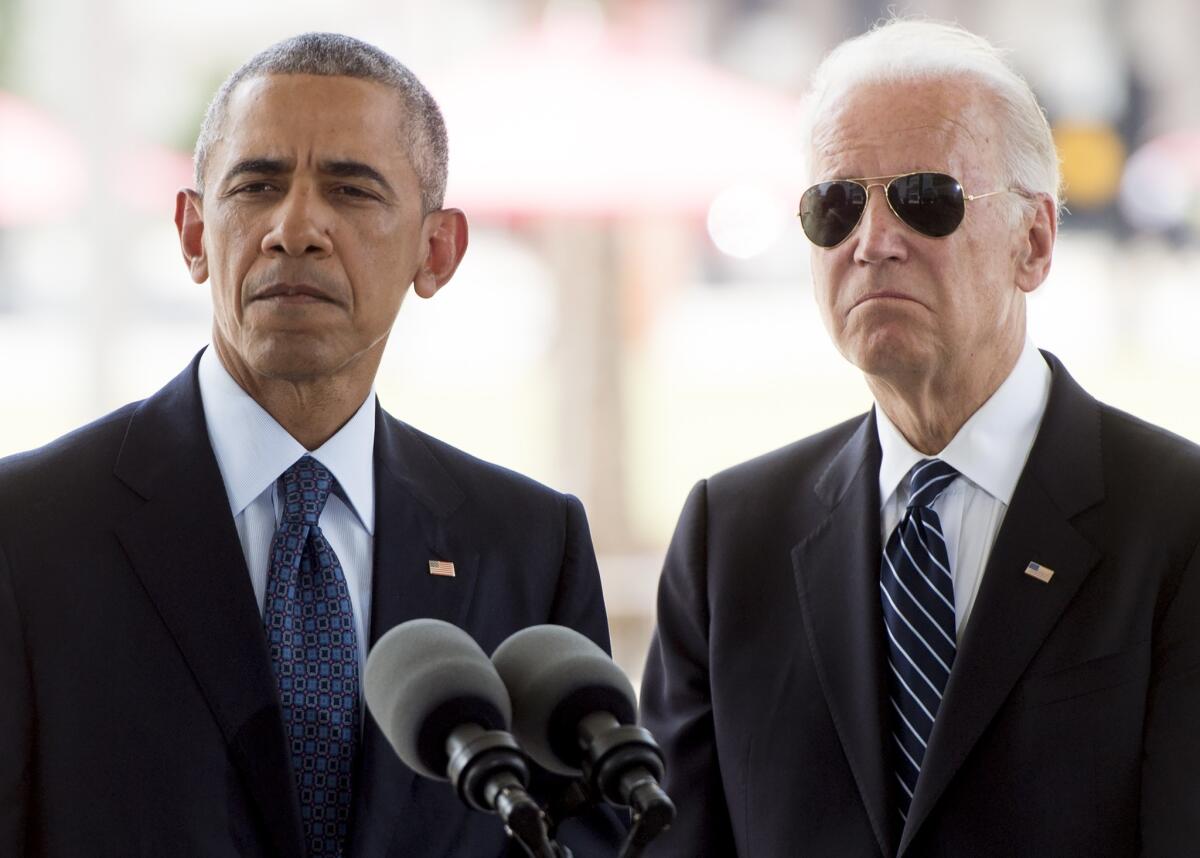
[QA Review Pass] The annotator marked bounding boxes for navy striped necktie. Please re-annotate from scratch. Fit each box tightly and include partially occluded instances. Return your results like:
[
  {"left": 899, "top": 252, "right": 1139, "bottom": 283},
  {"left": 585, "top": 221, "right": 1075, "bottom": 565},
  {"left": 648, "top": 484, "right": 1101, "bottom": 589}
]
[
  {"left": 263, "top": 455, "right": 360, "bottom": 858},
  {"left": 879, "top": 458, "right": 959, "bottom": 825}
]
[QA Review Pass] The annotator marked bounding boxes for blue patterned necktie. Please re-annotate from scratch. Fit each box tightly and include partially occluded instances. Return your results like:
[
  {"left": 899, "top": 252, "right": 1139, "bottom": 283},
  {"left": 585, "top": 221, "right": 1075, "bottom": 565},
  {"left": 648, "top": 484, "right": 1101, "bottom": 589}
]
[
  {"left": 879, "top": 458, "right": 959, "bottom": 825},
  {"left": 263, "top": 455, "right": 359, "bottom": 858}
]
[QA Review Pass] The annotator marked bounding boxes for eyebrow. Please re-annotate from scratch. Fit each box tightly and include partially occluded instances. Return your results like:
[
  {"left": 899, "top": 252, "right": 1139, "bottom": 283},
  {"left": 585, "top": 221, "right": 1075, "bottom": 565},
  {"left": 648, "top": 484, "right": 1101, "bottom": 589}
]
[
  {"left": 222, "top": 157, "right": 290, "bottom": 185},
  {"left": 321, "top": 160, "right": 394, "bottom": 196},
  {"left": 220, "top": 157, "right": 394, "bottom": 196}
]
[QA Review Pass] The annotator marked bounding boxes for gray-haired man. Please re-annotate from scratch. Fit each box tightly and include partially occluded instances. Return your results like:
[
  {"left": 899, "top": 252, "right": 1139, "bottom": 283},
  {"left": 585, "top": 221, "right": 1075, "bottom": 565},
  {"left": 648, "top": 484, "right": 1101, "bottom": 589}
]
[
  {"left": 0, "top": 32, "right": 619, "bottom": 858},
  {"left": 641, "top": 19, "right": 1200, "bottom": 858}
]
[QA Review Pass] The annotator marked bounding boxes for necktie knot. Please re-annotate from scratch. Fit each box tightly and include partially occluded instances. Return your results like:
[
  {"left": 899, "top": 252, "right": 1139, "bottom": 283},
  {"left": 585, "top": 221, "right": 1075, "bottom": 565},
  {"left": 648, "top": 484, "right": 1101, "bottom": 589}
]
[
  {"left": 278, "top": 455, "right": 336, "bottom": 526},
  {"left": 907, "top": 458, "right": 958, "bottom": 509}
]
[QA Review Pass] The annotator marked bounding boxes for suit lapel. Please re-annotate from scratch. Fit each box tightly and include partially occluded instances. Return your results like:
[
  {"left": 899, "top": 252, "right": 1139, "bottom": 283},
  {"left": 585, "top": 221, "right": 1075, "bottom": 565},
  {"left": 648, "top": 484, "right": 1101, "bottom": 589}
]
[
  {"left": 349, "top": 408, "right": 480, "bottom": 858},
  {"left": 899, "top": 355, "right": 1105, "bottom": 854},
  {"left": 792, "top": 412, "right": 899, "bottom": 857},
  {"left": 111, "top": 357, "right": 305, "bottom": 858}
]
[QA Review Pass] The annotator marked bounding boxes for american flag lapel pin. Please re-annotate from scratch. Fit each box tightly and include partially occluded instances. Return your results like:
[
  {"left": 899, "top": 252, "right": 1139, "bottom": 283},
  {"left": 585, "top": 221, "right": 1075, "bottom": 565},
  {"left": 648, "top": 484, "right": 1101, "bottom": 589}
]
[
  {"left": 428, "top": 559, "right": 456, "bottom": 578},
  {"left": 1024, "top": 561, "right": 1054, "bottom": 583}
]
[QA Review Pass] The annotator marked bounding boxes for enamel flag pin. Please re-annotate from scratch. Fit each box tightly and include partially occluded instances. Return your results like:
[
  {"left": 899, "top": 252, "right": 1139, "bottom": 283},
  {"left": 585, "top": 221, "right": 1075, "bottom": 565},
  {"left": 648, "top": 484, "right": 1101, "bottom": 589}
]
[
  {"left": 1024, "top": 561, "right": 1054, "bottom": 583},
  {"left": 428, "top": 559, "right": 456, "bottom": 578}
]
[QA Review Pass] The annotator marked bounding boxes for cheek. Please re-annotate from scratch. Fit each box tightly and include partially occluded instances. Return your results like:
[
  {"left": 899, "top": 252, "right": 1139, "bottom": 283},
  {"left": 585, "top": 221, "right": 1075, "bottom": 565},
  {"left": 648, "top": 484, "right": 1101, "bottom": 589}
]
[
  {"left": 205, "top": 237, "right": 259, "bottom": 323},
  {"left": 811, "top": 257, "right": 846, "bottom": 324},
  {"left": 952, "top": 238, "right": 1016, "bottom": 319},
  {"left": 345, "top": 254, "right": 410, "bottom": 318},
  {"left": 208, "top": 282, "right": 244, "bottom": 330},
  {"left": 813, "top": 280, "right": 836, "bottom": 324},
  {"left": 206, "top": 218, "right": 256, "bottom": 277}
]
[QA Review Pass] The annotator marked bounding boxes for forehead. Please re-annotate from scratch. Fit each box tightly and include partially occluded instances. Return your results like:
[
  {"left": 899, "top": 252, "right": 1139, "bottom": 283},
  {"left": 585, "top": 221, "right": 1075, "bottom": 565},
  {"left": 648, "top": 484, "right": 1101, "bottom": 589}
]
[
  {"left": 215, "top": 73, "right": 410, "bottom": 172},
  {"left": 810, "top": 77, "right": 1002, "bottom": 181}
]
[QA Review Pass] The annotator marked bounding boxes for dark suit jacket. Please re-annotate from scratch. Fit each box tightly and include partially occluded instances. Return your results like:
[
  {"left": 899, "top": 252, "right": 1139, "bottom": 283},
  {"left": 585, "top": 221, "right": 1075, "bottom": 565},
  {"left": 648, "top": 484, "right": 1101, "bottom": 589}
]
[
  {"left": 640, "top": 352, "right": 1200, "bottom": 857},
  {"left": 0, "top": 355, "right": 619, "bottom": 857}
]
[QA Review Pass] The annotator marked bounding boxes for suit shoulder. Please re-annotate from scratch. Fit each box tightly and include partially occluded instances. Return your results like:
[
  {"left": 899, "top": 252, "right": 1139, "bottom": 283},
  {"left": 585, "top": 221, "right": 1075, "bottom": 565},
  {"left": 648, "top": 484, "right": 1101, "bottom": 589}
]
[
  {"left": 385, "top": 415, "right": 572, "bottom": 508},
  {"left": 707, "top": 412, "right": 868, "bottom": 493},
  {"left": 1097, "top": 403, "right": 1200, "bottom": 501},
  {"left": 1099, "top": 403, "right": 1200, "bottom": 465},
  {"left": 0, "top": 401, "right": 140, "bottom": 492}
]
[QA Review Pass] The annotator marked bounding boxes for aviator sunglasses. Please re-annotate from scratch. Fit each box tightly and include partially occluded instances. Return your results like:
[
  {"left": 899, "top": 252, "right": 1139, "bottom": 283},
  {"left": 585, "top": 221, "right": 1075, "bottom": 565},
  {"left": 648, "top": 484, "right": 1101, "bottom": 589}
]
[{"left": 798, "top": 171, "right": 1019, "bottom": 248}]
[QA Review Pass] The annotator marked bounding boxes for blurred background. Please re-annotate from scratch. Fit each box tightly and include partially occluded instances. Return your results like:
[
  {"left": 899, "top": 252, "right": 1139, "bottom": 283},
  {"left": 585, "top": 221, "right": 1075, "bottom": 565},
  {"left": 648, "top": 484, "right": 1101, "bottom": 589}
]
[{"left": 1, "top": 0, "right": 1198, "bottom": 686}]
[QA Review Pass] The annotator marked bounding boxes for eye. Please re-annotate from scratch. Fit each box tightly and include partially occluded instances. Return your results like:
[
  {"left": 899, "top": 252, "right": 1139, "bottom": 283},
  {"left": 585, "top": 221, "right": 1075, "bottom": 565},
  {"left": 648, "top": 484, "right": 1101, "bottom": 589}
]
[
  {"left": 332, "top": 184, "right": 381, "bottom": 201},
  {"left": 228, "top": 181, "right": 280, "bottom": 196}
]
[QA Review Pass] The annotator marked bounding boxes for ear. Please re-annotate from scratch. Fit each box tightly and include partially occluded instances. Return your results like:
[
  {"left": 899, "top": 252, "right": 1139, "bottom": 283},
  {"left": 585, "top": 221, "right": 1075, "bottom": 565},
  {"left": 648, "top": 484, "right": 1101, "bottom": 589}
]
[
  {"left": 175, "top": 189, "right": 209, "bottom": 283},
  {"left": 413, "top": 208, "right": 469, "bottom": 299},
  {"left": 1014, "top": 193, "right": 1057, "bottom": 294}
]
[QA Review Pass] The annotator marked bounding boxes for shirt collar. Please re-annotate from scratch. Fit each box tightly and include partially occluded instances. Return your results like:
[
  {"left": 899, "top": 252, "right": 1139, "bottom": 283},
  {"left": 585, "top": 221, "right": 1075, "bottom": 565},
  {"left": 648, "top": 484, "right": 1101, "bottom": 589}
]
[
  {"left": 877, "top": 337, "right": 1052, "bottom": 508},
  {"left": 197, "top": 346, "right": 377, "bottom": 533}
]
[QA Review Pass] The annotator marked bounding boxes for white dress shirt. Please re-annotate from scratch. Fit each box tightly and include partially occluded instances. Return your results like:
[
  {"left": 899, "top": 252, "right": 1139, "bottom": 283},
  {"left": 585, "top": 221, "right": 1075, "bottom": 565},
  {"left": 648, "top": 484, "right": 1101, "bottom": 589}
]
[
  {"left": 876, "top": 338, "right": 1052, "bottom": 638},
  {"left": 196, "top": 347, "right": 376, "bottom": 670}
]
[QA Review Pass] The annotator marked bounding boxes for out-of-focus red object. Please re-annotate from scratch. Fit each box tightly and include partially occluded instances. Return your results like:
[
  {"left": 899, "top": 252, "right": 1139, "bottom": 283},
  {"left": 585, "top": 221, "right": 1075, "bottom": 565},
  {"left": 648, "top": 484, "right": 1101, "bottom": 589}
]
[
  {"left": 0, "top": 90, "right": 194, "bottom": 226},
  {"left": 116, "top": 144, "right": 194, "bottom": 214},
  {"left": 436, "top": 26, "right": 803, "bottom": 219},
  {"left": 0, "top": 91, "right": 88, "bottom": 226}
]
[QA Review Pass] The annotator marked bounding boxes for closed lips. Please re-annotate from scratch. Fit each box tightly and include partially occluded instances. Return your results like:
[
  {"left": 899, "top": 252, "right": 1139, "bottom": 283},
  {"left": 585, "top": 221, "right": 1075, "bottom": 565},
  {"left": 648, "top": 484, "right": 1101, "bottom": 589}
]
[
  {"left": 255, "top": 284, "right": 333, "bottom": 301},
  {"left": 853, "top": 292, "right": 921, "bottom": 308}
]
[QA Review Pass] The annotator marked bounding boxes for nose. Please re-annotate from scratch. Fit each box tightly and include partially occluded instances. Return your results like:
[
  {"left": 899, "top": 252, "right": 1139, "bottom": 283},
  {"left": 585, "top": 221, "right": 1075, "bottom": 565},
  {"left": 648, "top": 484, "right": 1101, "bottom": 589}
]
[
  {"left": 852, "top": 184, "right": 908, "bottom": 264},
  {"left": 261, "top": 185, "right": 333, "bottom": 258}
]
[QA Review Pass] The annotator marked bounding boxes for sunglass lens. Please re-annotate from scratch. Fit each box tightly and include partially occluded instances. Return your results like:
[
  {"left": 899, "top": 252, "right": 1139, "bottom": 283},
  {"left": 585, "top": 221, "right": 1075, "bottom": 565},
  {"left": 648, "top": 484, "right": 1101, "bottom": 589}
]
[
  {"left": 887, "top": 172, "right": 965, "bottom": 237},
  {"left": 800, "top": 181, "right": 867, "bottom": 247}
]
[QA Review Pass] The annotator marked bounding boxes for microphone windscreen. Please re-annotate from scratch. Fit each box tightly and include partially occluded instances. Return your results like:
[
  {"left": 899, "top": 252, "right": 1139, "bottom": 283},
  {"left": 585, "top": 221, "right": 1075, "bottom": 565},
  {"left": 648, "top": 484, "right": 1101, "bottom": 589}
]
[
  {"left": 491, "top": 625, "right": 636, "bottom": 776},
  {"left": 364, "top": 618, "right": 511, "bottom": 780}
]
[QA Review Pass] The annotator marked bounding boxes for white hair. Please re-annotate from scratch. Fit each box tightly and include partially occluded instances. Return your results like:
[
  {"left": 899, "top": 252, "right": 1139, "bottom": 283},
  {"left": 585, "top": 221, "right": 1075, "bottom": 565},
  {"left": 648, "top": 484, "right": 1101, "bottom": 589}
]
[{"left": 804, "top": 18, "right": 1061, "bottom": 220}]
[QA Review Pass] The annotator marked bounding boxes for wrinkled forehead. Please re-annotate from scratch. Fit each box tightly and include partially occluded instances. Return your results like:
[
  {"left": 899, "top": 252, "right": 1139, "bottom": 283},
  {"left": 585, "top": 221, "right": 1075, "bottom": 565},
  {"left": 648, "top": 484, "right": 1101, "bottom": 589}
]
[
  {"left": 227, "top": 73, "right": 398, "bottom": 133},
  {"left": 200, "top": 72, "right": 421, "bottom": 200},
  {"left": 808, "top": 77, "right": 1004, "bottom": 182},
  {"left": 218, "top": 74, "right": 406, "bottom": 158}
]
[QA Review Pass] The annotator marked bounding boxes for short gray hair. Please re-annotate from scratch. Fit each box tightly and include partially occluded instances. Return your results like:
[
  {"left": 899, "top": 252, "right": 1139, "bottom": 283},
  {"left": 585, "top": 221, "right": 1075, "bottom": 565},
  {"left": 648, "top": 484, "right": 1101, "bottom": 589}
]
[
  {"left": 193, "top": 32, "right": 448, "bottom": 213},
  {"left": 804, "top": 18, "right": 1061, "bottom": 221}
]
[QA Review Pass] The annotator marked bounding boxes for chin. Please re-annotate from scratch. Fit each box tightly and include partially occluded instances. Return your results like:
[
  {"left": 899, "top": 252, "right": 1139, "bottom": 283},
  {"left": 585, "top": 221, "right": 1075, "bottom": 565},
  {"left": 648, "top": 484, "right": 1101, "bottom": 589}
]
[
  {"left": 846, "top": 333, "right": 934, "bottom": 380},
  {"left": 247, "top": 338, "right": 340, "bottom": 382}
]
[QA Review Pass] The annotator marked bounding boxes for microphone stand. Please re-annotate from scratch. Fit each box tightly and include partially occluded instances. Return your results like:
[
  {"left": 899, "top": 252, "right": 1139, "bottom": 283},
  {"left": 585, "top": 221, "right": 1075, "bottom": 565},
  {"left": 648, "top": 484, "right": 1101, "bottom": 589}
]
[
  {"left": 539, "top": 771, "right": 670, "bottom": 858},
  {"left": 613, "top": 773, "right": 674, "bottom": 858},
  {"left": 446, "top": 725, "right": 572, "bottom": 858},
  {"left": 538, "top": 714, "right": 676, "bottom": 858},
  {"left": 579, "top": 713, "right": 675, "bottom": 858}
]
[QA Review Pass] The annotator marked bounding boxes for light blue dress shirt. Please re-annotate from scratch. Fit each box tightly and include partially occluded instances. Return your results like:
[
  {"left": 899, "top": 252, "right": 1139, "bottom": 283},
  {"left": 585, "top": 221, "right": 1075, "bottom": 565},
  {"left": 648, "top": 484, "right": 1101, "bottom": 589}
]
[{"left": 196, "top": 346, "right": 376, "bottom": 671}]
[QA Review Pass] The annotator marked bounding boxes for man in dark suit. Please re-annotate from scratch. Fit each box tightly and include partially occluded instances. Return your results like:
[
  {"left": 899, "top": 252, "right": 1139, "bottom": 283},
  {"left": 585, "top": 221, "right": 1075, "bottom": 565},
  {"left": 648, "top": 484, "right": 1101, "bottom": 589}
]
[
  {"left": 0, "top": 33, "right": 618, "bottom": 857},
  {"left": 640, "top": 19, "right": 1200, "bottom": 858}
]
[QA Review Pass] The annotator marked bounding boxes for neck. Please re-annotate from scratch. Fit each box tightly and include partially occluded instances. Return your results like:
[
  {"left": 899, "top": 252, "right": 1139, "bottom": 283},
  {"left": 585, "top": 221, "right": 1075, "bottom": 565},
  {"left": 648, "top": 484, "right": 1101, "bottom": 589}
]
[
  {"left": 212, "top": 341, "right": 377, "bottom": 450},
  {"left": 868, "top": 338, "right": 1024, "bottom": 455}
]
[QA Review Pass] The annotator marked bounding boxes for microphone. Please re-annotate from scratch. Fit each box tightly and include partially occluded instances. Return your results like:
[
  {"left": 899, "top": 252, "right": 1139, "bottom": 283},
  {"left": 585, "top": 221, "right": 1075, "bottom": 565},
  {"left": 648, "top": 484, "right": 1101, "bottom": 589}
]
[
  {"left": 363, "top": 619, "right": 560, "bottom": 858},
  {"left": 491, "top": 625, "right": 676, "bottom": 855}
]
